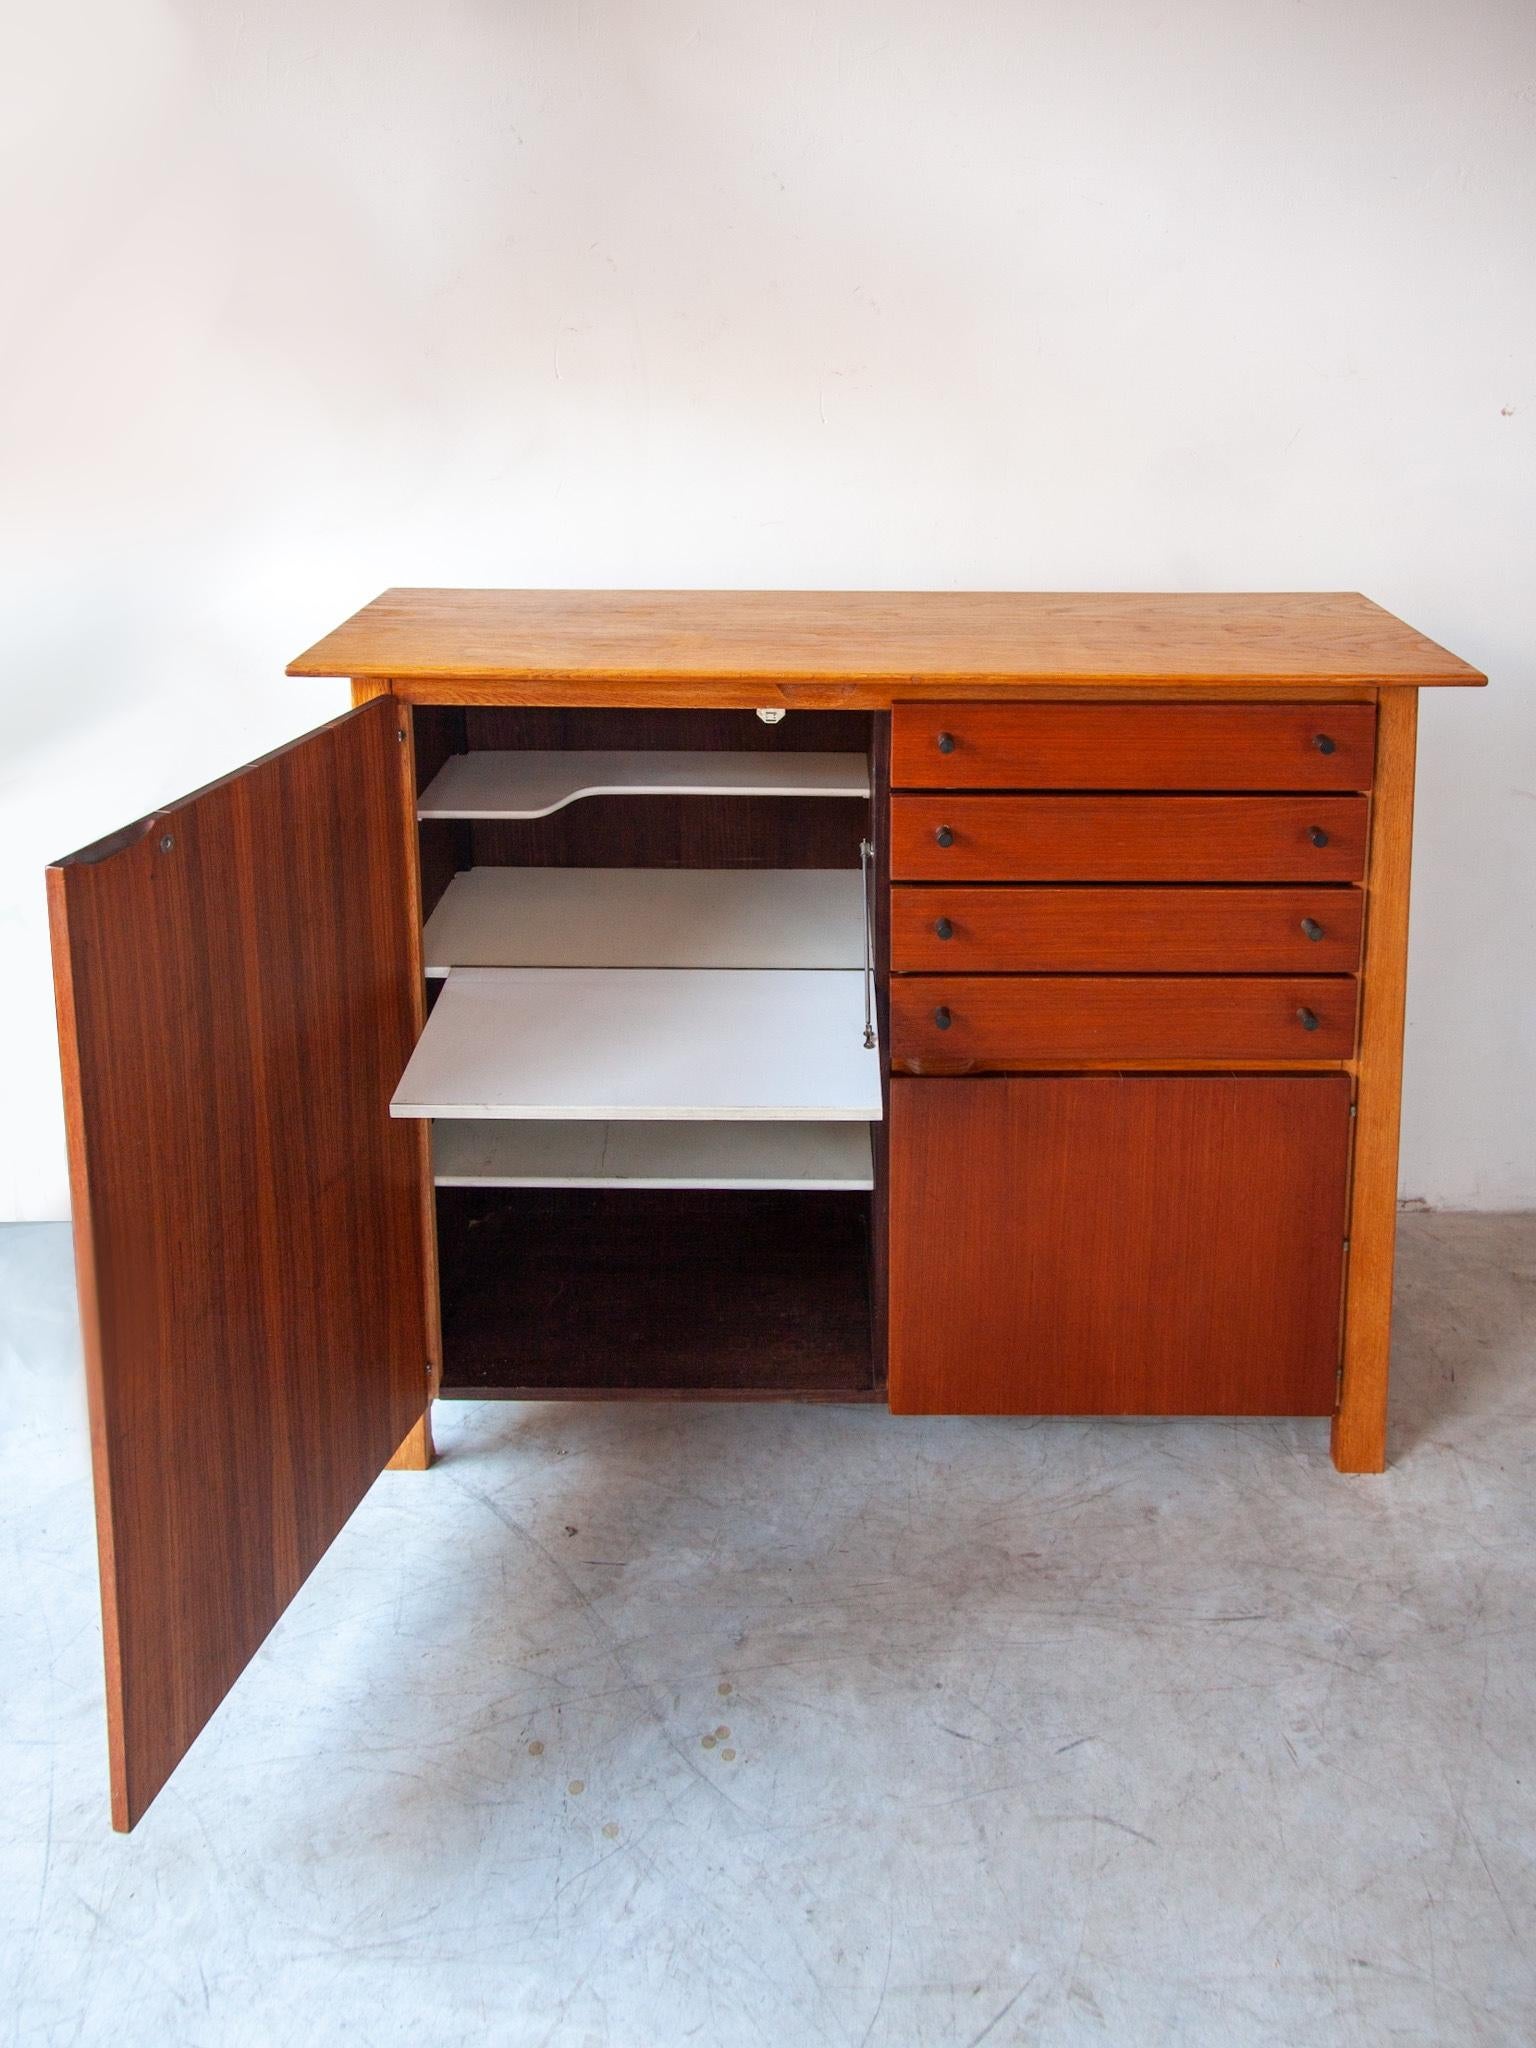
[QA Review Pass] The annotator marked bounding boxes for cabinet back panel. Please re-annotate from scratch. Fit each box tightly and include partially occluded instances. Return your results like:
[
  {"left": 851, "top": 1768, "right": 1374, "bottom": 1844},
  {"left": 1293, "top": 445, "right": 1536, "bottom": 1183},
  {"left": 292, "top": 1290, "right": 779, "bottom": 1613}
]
[
  {"left": 412, "top": 706, "right": 873, "bottom": 870},
  {"left": 436, "top": 1188, "right": 874, "bottom": 1397}
]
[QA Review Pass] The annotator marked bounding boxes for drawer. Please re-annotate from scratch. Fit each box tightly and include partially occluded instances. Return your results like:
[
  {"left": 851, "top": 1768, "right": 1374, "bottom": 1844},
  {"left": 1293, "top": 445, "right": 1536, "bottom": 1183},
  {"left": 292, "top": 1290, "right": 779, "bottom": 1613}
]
[
  {"left": 890, "top": 795, "right": 1368, "bottom": 882},
  {"left": 889, "top": 975, "right": 1359, "bottom": 1064},
  {"left": 891, "top": 702, "right": 1377, "bottom": 791},
  {"left": 890, "top": 886, "right": 1365, "bottom": 973}
]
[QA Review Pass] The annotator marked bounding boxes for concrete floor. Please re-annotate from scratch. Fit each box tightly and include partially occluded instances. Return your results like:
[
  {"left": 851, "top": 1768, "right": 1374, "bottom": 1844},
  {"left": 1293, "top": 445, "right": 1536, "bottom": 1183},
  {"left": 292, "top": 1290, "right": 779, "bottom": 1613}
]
[{"left": 2, "top": 1217, "right": 1534, "bottom": 2048}]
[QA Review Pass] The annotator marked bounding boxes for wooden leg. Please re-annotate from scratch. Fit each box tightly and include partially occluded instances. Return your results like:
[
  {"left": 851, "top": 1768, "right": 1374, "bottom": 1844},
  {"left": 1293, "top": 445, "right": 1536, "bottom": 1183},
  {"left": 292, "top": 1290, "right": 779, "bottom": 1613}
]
[
  {"left": 388, "top": 1408, "right": 435, "bottom": 1471},
  {"left": 1332, "top": 689, "right": 1417, "bottom": 1474}
]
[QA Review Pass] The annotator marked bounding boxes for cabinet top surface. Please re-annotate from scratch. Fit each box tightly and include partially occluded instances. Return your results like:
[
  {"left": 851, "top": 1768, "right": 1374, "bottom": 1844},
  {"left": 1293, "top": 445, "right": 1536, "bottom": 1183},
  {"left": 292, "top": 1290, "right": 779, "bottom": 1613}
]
[{"left": 286, "top": 588, "right": 1483, "bottom": 690}]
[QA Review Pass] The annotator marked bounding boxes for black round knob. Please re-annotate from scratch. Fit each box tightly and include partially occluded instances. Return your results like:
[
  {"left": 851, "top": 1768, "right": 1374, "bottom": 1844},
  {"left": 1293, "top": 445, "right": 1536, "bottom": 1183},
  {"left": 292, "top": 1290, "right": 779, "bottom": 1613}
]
[
  {"left": 936, "top": 731, "right": 956, "bottom": 755},
  {"left": 934, "top": 917, "right": 954, "bottom": 940},
  {"left": 934, "top": 824, "right": 954, "bottom": 847},
  {"left": 1307, "top": 826, "right": 1330, "bottom": 847},
  {"left": 1313, "top": 733, "right": 1337, "bottom": 756},
  {"left": 934, "top": 1005, "right": 953, "bottom": 1030},
  {"left": 1300, "top": 917, "right": 1325, "bottom": 942},
  {"left": 1297, "top": 1006, "right": 1320, "bottom": 1032}
]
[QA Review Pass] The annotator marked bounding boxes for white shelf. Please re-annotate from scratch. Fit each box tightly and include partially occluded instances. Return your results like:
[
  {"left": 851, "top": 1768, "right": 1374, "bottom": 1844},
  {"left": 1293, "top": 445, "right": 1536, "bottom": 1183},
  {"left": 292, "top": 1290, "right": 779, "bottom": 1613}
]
[
  {"left": 433, "top": 1119, "right": 874, "bottom": 1190},
  {"left": 392, "top": 968, "right": 882, "bottom": 1123},
  {"left": 417, "top": 749, "right": 870, "bottom": 819},
  {"left": 423, "top": 866, "right": 864, "bottom": 974}
]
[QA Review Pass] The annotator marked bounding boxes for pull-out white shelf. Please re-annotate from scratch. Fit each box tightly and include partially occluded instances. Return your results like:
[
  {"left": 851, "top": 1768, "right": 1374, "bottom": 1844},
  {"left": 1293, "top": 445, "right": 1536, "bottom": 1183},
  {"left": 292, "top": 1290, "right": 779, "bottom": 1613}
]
[
  {"left": 417, "top": 749, "right": 870, "bottom": 819},
  {"left": 423, "top": 866, "right": 864, "bottom": 974},
  {"left": 392, "top": 967, "right": 882, "bottom": 1122},
  {"left": 433, "top": 1119, "right": 874, "bottom": 1190}
]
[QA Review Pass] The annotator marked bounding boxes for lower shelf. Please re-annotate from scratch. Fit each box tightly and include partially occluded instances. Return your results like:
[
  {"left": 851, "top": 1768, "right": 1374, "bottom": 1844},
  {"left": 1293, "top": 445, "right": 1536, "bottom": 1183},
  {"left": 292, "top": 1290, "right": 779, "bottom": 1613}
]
[
  {"left": 433, "top": 1119, "right": 874, "bottom": 1189},
  {"left": 436, "top": 1188, "right": 874, "bottom": 1397}
]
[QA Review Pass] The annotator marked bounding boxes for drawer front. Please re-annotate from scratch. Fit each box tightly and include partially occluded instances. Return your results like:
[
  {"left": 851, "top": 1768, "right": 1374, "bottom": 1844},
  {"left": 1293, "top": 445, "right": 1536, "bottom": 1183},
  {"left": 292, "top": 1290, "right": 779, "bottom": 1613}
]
[
  {"left": 891, "top": 885, "right": 1365, "bottom": 973},
  {"left": 891, "top": 795, "right": 1368, "bottom": 882},
  {"left": 891, "top": 702, "right": 1377, "bottom": 792},
  {"left": 890, "top": 975, "right": 1359, "bottom": 1063}
]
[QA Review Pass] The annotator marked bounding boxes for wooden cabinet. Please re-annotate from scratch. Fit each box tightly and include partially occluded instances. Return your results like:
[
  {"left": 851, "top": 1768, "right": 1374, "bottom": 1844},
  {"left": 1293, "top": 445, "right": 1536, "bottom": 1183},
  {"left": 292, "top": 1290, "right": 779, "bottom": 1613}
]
[
  {"left": 887, "top": 1076, "right": 1353, "bottom": 1415},
  {"left": 47, "top": 590, "right": 1483, "bottom": 1827}
]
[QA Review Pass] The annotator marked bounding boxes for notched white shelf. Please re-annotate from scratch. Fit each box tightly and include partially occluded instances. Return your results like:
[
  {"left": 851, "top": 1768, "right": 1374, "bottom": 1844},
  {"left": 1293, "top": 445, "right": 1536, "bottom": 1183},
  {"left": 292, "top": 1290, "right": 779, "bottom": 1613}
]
[
  {"left": 392, "top": 967, "right": 883, "bottom": 1123},
  {"left": 433, "top": 1119, "right": 874, "bottom": 1190},
  {"left": 423, "top": 866, "right": 864, "bottom": 974},
  {"left": 417, "top": 749, "right": 870, "bottom": 819}
]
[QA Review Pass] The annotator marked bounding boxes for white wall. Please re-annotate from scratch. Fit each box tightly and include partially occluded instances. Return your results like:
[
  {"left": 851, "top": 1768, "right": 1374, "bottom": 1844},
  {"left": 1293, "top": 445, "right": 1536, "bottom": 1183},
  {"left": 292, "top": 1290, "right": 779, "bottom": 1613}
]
[{"left": 1, "top": 0, "right": 1532, "bottom": 1219}]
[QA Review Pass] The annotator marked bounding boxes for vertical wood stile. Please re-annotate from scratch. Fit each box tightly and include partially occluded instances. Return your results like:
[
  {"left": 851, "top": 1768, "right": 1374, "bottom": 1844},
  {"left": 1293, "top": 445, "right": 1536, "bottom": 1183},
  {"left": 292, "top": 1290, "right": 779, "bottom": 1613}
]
[{"left": 385, "top": 696, "right": 442, "bottom": 1471}]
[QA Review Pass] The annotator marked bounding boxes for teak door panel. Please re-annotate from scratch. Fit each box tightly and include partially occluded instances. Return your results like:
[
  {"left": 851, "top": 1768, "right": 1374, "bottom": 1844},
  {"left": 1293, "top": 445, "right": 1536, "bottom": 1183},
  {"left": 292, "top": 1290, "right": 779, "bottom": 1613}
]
[
  {"left": 48, "top": 698, "right": 429, "bottom": 1831},
  {"left": 888, "top": 1075, "right": 1352, "bottom": 1415},
  {"left": 891, "top": 703, "right": 1377, "bottom": 791},
  {"left": 889, "top": 975, "right": 1359, "bottom": 1064},
  {"left": 889, "top": 885, "right": 1365, "bottom": 973},
  {"left": 890, "top": 795, "right": 1368, "bottom": 881}
]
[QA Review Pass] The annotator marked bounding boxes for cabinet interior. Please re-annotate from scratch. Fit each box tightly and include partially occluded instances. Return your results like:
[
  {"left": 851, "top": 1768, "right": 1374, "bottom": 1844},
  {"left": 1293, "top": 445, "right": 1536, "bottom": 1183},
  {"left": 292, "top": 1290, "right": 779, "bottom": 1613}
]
[{"left": 409, "top": 705, "right": 887, "bottom": 1399}]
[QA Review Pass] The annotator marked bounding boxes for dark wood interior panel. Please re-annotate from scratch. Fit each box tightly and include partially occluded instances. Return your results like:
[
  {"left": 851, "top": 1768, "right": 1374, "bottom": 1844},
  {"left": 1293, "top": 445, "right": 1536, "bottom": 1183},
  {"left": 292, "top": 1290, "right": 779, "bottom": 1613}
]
[
  {"left": 891, "top": 795, "right": 1369, "bottom": 881},
  {"left": 891, "top": 974, "right": 1358, "bottom": 1064},
  {"left": 460, "top": 707, "right": 873, "bottom": 751},
  {"left": 412, "top": 707, "right": 469, "bottom": 920},
  {"left": 47, "top": 700, "right": 429, "bottom": 1830},
  {"left": 436, "top": 1188, "right": 873, "bottom": 1397},
  {"left": 890, "top": 885, "right": 1365, "bottom": 973},
  {"left": 888, "top": 1074, "right": 1352, "bottom": 1415},
  {"left": 891, "top": 702, "right": 1377, "bottom": 791},
  {"left": 468, "top": 796, "right": 867, "bottom": 870}
]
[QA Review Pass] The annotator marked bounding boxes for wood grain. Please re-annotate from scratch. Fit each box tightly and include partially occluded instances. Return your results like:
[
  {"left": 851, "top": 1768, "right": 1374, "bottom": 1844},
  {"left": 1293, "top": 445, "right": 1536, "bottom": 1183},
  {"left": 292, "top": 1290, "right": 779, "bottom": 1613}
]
[
  {"left": 48, "top": 699, "right": 431, "bottom": 1829},
  {"left": 890, "top": 975, "right": 1358, "bottom": 1064},
  {"left": 888, "top": 1075, "right": 1353, "bottom": 1414},
  {"left": 891, "top": 702, "right": 1378, "bottom": 790},
  {"left": 1333, "top": 689, "right": 1419, "bottom": 1472},
  {"left": 288, "top": 590, "right": 1486, "bottom": 691},
  {"left": 891, "top": 795, "right": 1369, "bottom": 882},
  {"left": 891, "top": 885, "right": 1365, "bottom": 973}
]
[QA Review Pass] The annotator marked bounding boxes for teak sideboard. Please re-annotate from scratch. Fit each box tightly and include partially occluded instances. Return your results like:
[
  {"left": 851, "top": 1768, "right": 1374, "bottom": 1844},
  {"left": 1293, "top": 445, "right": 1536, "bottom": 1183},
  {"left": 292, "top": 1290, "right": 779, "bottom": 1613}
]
[{"left": 47, "top": 590, "right": 1484, "bottom": 1828}]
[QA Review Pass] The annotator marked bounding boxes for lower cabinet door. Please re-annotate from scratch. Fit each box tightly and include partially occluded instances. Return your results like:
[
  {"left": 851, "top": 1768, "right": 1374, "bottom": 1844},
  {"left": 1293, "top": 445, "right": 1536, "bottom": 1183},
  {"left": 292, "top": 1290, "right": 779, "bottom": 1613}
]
[{"left": 888, "top": 1074, "right": 1352, "bottom": 1415}]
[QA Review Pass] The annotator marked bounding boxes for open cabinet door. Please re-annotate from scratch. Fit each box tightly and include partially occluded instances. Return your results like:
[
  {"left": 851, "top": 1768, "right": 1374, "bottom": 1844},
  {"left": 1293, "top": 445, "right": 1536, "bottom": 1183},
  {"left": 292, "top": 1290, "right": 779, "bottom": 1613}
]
[{"left": 48, "top": 697, "right": 432, "bottom": 1831}]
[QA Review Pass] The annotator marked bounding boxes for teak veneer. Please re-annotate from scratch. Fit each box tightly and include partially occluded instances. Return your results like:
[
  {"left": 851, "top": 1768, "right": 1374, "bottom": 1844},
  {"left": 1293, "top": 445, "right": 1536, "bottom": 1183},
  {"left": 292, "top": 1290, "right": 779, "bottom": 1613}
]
[{"left": 49, "top": 589, "right": 1482, "bottom": 1829}]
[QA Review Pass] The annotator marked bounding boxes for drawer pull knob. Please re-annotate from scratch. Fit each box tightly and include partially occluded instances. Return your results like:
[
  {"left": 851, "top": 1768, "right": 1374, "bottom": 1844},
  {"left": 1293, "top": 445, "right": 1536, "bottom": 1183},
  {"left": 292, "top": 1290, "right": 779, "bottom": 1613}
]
[
  {"left": 934, "top": 1005, "right": 953, "bottom": 1030},
  {"left": 936, "top": 731, "right": 956, "bottom": 754},
  {"left": 1297, "top": 1006, "right": 1320, "bottom": 1032},
  {"left": 934, "top": 917, "right": 954, "bottom": 940},
  {"left": 1307, "top": 825, "right": 1330, "bottom": 847},
  {"left": 1313, "top": 733, "right": 1337, "bottom": 756},
  {"left": 934, "top": 824, "right": 954, "bottom": 847},
  {"left": 1300, "top": 916, "right": 1325, "bottom": 942}
]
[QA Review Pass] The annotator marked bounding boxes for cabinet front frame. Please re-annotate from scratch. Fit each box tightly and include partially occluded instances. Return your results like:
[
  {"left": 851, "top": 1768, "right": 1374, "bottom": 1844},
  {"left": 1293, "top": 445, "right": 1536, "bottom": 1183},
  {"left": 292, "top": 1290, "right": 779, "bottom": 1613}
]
[{"left": 361, "top": 675, "right": 1417, "bottom": 1473}]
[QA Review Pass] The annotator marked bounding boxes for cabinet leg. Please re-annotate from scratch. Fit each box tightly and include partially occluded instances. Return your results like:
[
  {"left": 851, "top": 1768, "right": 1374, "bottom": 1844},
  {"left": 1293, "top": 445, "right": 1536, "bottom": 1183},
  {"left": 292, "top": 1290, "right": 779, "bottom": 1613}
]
[
  {"left": 1332, "top": 689, "right": 1416, "bottom": 1477},
  {"left": 388, "top": 1407, "right": 435, "bottom": 1471}
]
